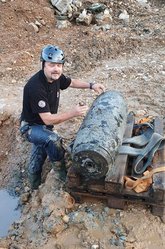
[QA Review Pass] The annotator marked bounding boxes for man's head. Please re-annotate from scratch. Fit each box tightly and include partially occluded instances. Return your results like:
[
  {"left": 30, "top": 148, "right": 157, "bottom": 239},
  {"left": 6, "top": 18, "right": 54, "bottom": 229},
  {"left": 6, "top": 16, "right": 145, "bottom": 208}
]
[{"left": 40, "top": 45, "right": 65, "bottom": 82}]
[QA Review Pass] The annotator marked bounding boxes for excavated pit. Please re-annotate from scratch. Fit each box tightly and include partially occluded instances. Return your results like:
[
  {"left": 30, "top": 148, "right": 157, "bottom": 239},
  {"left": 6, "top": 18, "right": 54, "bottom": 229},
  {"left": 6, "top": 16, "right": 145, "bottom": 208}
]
[{"left": 0, "top": 0, "right": 165, "bottom": 248}]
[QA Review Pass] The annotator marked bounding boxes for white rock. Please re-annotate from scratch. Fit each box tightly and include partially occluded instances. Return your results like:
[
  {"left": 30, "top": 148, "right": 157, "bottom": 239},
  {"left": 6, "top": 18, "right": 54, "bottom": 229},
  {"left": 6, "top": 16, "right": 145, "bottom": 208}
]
[
  {"left": 119, "top": 10, "right": 129, "bottom": 22},
  {"left": 136, "top": 0, "right": 148, "bottom": 5},
  {"left": 62, "top": 215, "right": 70, "bottom": 223},
  {"left": 91, "top": 245, "right": 99, "bottom": 249}
]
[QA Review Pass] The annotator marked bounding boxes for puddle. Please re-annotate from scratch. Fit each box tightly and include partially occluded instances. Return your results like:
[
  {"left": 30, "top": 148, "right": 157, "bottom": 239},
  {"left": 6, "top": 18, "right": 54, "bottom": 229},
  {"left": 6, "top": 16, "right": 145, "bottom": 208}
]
[{"left": 0, "top": 189, "right": 21, "bottom": 238}]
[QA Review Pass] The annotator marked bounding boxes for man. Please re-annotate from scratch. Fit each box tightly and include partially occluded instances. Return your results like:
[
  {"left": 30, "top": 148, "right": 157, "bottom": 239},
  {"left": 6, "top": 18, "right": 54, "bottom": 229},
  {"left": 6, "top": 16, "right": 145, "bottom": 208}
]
[{"left": 20, "top": 44, "right": 105, "bottom": 189}]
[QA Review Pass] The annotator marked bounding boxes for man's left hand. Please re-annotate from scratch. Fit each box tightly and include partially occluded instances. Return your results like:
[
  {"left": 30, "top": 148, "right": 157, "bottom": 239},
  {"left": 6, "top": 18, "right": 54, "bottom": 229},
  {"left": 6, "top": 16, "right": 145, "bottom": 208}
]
[{"left": 92, "top": 83, "right": 106, "bottom": 94}]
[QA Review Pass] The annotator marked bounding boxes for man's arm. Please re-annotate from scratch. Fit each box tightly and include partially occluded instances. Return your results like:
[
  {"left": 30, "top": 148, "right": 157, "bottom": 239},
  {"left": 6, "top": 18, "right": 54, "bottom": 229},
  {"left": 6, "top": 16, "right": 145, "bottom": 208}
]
[
  {"left": 39, "top": 79, "right": 105, "bottom": 125},
  {"left": 70, "top": 79, "right": 105, "bottom": 94},
  {"left": 39, "top": 104, "right": 88, "bottom": 125}
]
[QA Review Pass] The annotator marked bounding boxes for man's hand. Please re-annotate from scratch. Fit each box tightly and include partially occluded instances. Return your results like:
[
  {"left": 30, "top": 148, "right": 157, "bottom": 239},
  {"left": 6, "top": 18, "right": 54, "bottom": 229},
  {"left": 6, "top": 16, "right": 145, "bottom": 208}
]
[
  {"left": 91, "top": 83, "right": 105, "bottom": 94},
  {"left": 39, "top": 104, "right": 89, "bottom": 125},
  {"left": 70, "top": 79, "right": 105, "bottom": 94},
  {"left": 73, "top": 104, "right": 89, "bottom": 117}
]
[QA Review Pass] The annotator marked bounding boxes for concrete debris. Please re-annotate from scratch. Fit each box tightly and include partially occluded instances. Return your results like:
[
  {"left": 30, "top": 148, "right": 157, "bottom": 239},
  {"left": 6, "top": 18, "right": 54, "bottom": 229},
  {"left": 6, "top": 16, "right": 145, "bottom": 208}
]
[
  {"left": 118, "top": 10, "right": 130, "bottom": 23},
  {"left": 56, "top": 19, "right": 72, "bottom": 29},
  {"left": 76, "top": 9, "right": 93, "bottom": 26},
  {"left": 50, "top": 0, "right": 152, "bottom": 29},
  {"left": 51, "top": 0, "right": 71, "bottom": 15},
  {"left": 95, "top": 8, "right": 113, "bottom": 25}
]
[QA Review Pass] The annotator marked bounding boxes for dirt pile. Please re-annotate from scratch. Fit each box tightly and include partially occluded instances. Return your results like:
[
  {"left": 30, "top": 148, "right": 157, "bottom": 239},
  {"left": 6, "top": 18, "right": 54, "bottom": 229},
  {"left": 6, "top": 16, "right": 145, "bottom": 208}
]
[{"left": 0, "top": 0, "right": 165, "bottom": 248}]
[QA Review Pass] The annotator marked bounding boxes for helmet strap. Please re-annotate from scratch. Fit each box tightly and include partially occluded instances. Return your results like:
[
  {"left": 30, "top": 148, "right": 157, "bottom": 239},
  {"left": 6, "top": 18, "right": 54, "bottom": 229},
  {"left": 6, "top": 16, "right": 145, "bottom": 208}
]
[{"left": 42, "top": 61, "right": 45, "bottom": 70}]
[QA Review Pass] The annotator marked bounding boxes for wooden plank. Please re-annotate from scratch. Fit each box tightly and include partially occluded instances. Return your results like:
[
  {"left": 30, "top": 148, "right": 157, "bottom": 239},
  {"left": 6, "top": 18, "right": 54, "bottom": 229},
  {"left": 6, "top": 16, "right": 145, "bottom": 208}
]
[
  {"left": 68, "top": 190, "right": 126, "bottom": 210},
  {"left": 152, "top": 117, "right": 165, "bottom": 203},
  {"left": 105, "top": 113, "right": 135, "bottom": 193},
  {"left": 107, "top": 196, "right": 125, "bottom": 209}
]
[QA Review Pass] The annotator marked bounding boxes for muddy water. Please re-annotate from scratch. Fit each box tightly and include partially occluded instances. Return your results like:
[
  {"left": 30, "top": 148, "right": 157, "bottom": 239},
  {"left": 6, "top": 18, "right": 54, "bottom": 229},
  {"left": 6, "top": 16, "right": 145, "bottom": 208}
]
[{"left": 0, "top": 189, "right": 20, "bottom": 238}]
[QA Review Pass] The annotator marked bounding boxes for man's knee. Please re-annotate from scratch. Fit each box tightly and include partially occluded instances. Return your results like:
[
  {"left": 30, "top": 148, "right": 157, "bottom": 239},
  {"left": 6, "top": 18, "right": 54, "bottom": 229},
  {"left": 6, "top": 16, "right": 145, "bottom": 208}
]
[{"left": 48, "top": 135, "right": 65, "bottom": 161}]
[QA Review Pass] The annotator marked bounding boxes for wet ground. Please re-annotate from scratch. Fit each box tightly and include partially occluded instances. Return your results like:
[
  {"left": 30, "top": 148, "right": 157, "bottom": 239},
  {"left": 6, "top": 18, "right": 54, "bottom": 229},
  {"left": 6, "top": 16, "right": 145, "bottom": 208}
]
[
  {"left": 0, "top": 0, "right": 165, "bottom": 248},
  {"left": 0, "top": 190, "right": 20, "bottom": 238}
]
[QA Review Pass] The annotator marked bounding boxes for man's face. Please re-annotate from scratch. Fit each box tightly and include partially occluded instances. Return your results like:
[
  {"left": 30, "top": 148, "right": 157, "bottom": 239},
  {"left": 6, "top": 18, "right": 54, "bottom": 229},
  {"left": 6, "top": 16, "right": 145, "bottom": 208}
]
[{"left": 44, "top": 62, "right": 63, "bottom": 82}]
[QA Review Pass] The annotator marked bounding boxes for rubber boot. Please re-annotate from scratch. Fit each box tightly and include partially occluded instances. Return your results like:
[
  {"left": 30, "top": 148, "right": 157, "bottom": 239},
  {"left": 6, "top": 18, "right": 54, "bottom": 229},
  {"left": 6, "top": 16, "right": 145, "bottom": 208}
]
[
  {"left": 51, "top": 159, "right": 67, "bottom": 182},
  {"left": 28, "top": 172, "right": 41, "bottom": 190}
]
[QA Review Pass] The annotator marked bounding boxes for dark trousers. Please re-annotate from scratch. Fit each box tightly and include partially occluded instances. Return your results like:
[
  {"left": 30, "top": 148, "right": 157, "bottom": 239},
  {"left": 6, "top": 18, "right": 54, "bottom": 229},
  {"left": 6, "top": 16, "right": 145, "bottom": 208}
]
[{"left": 25, "top": 125, "right": 65, "bottom": 174}]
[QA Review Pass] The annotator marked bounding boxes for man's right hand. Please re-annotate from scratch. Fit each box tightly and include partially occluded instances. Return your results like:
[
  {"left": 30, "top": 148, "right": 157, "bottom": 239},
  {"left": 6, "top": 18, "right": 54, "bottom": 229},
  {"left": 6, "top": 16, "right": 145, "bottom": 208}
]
[
  {"left": 73, "top": 104, "right": 89, "bottom": 117},
  {"left": 39, "top": 104, "right": 89, "bottom": 125}
]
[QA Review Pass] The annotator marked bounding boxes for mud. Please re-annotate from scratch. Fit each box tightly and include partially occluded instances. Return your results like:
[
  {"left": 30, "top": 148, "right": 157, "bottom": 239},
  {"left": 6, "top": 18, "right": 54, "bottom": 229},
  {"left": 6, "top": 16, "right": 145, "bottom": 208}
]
[{"left": 0, "top": 0, "right": 165, "bottom": 248}]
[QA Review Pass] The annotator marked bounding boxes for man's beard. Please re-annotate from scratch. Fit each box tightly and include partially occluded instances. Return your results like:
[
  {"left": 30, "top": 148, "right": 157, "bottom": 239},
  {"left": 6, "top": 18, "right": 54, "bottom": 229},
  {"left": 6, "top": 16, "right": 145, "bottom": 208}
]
[{"left": 51, "top": 72, "right": 60, "bottom": 80}]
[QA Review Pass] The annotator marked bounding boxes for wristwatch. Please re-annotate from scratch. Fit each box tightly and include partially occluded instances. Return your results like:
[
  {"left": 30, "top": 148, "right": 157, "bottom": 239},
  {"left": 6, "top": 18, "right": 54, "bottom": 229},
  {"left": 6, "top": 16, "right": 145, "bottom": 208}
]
[{"left": 89, "top": 82, "right": 96, "bottom": 89}]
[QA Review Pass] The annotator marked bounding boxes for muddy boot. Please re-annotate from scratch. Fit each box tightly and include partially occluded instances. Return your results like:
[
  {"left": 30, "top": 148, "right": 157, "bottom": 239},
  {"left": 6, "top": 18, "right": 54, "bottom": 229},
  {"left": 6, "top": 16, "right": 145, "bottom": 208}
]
[
  {"left": 51, "top": 159, "right": 67, "bottom": 182},
  {"left": 28, "top": 171, "right": 41, "bottom": 190}
]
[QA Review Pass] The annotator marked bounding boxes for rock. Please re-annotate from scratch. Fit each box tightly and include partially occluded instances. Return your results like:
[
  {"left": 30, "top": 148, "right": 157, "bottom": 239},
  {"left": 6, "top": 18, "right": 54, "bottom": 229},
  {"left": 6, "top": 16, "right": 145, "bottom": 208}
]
[
  {"left": 51, "top": 0, "right": 70, "bottom": 15},
  {"left": 43, "top": 216, "right": 66, "bottom": 235},
  {"left": 119, "top": 10, "right": 129, "bottom": 23},
  {"left": 91, "top": 245, "right": 99, "bottom": 249},
  {"left": 39, "top": 19, "right": 46, "bottom": 26},
  {"left": 62, "top": 215, "right": 70, "bottom": 223},
  {"left": 136, "top": 0, "right": 148, "bottom": 6},
  {"left": 126, "top": 236, "right": 136, "bottom": 243},
  {"left": 87, "top": 3, "right": 106, "bottom": 14},
  {"left": 25, "top": 22, "right": 39, "bottom": 33},
  {"left": 76, "top": 9, "right": 93, "bottom": 26},
  {"left": 20, "top": 192, "right": 30, "bottom": 204},
  {"left": 56, "top": 19, "right": 71, "bottom": 29},
  {"left": 95, "top": 8, "right": 112, "bottom": 25},
  {"left": 35, "top": 20, "right": 42, "bottom": 27}
]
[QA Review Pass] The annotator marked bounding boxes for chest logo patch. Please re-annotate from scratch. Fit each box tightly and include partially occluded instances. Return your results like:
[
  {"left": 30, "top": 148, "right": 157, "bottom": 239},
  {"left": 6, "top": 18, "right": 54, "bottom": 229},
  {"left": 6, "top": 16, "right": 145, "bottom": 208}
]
[{"left": 38, "top": 100, "right": 46, "bottom": 108}]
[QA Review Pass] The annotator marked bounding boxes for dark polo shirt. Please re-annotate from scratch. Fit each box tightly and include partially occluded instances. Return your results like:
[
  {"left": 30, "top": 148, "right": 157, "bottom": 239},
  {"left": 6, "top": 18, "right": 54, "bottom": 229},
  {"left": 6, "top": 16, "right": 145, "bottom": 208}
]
[{"left": 21, "top": 70, "right": 71, "bottom": 125}]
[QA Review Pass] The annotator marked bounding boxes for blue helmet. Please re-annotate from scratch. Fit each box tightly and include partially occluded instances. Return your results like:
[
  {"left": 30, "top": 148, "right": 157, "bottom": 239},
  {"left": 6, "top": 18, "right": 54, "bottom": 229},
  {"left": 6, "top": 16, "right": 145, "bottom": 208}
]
[{"left": 40, "top": 45, "right": 65, "bottom": 64}]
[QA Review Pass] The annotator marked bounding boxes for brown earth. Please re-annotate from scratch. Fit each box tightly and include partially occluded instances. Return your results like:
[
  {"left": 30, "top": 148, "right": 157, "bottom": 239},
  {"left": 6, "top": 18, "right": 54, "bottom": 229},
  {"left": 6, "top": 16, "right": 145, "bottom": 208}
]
[{"left": 0, "top": 0, "right": 165, "bottom": 249}]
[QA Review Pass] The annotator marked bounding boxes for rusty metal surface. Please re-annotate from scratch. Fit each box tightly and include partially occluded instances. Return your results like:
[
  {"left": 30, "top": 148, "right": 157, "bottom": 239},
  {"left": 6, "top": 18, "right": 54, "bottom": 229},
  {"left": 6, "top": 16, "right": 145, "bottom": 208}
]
[{"left": 72, "top": 90, "right": 127, "bottom": 179}]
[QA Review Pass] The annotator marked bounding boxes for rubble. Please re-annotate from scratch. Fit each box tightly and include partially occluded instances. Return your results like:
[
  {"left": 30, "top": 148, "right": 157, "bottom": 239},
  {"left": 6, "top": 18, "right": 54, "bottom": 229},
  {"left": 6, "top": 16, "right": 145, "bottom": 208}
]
[{"left": 50, "top": 0, "right": 158, "bottom": 29}]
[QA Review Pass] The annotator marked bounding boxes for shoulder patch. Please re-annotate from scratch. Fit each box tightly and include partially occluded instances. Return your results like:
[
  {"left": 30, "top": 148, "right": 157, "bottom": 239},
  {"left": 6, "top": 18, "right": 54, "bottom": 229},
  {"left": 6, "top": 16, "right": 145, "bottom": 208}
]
[{"left": 38, "top": 100, "right": 46, "bottom": 108}]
